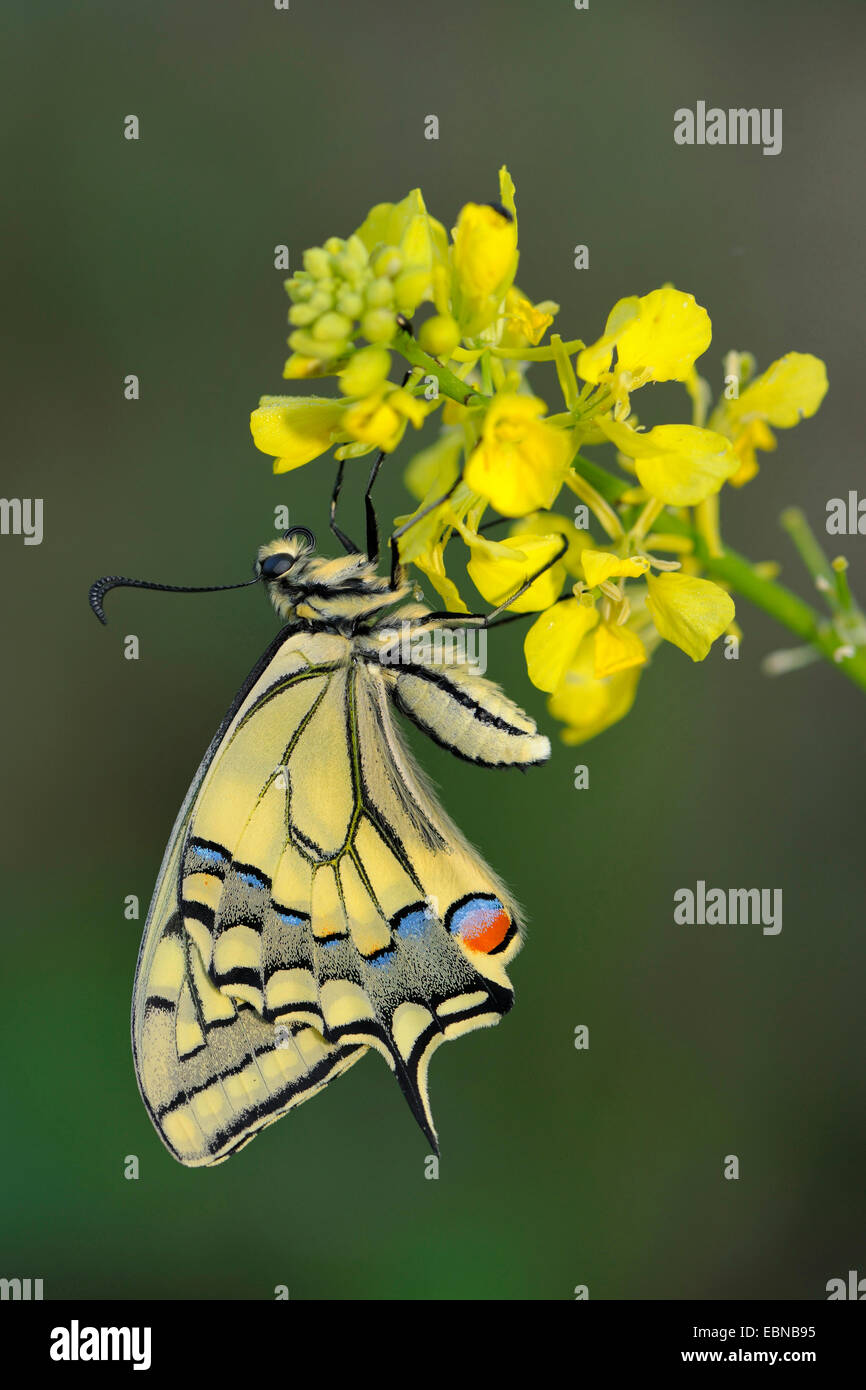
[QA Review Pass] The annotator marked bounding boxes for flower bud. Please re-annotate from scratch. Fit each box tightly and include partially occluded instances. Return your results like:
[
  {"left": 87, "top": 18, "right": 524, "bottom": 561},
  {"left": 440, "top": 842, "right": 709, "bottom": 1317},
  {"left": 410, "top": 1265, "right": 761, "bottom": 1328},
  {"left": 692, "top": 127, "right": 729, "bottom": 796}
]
[
  {"left": 361, "top": 308, "right": 397, "bottom": 343},
  {"left": 418, "top": 313, "right": 461, "bottom": 358}
]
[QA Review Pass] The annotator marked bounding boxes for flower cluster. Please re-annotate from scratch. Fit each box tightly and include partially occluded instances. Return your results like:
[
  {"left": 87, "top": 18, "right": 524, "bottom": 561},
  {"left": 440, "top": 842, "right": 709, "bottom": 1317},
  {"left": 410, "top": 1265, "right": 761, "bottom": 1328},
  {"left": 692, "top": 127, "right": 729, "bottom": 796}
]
[{"left": 251, "top": 167, "right": 829, "bottom": 744}]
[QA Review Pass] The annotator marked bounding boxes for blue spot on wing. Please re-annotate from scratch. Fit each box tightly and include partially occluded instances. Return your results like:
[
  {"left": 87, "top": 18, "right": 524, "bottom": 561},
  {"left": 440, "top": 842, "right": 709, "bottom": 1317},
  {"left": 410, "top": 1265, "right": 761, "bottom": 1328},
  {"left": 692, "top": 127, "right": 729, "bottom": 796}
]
[
  {"left": 236, "top": 868, "right": 268, "bottom": 889},
  {"left": 392, "top": 904, "right": 436, "bottom": 939},
  {"left": 193, "top": 844, "right": 229, "bottom": 866},
  {"left": 272, "top": 906, "right": 308, "bottom": 928},
  {"left": 367, "top": 948, "right": 396, "bottom": 970}
]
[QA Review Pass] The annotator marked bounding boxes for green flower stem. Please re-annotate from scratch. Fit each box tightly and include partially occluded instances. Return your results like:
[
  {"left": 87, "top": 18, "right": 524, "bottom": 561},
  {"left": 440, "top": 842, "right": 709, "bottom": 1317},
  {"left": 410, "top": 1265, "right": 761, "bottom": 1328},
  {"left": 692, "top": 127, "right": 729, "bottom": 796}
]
[
  {"left": 570, "top": 454, "right": 866, "bottom": 695},
  {"left": 494, "top": 338, "right": 586, "bottom": 361},
  {"left": 832, "top": 557, "right": 853, "bottom": 612},
  {"left": 696, "top": 544, "right": 866, "bottom": 691},
  {"left": 780, "top": 507, "right": 836, "bottom": 591},
  {"left": 551, "top": 334, "right": 580, "bottom": 409},
  {"left": 480, "top": 350, "right": 494, "bottom": 396},
  {"left": 394, "top": 328, "right": 488, "bottom": 408}
]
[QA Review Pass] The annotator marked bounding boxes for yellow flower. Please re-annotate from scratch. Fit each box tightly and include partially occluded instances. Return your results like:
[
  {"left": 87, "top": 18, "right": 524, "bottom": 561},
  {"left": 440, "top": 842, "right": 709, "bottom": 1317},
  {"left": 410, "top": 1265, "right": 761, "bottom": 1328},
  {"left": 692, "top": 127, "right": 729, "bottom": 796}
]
[
  {"left": 599, "top": 418, "right": 739, "bottom": 506},
  {"left": 580, "top": 549, "right": 651, "bottom": 589},
  {"left": 577, "top": 286, "right": 712, "bottom": 396},
  {"left": 465, "top": 395, "right": 572, "bottom": 516},
  {"left": 524, "top": 598, "right": 598, "bottom": 692},
  {"left": 521, "top": 542, "right": 733, "bottom": 698},
  {"left": 342, "top": 383, "right": 428, "bottom": 453},
  {"left": 250, "top": 395, "right": 345, "bottom": 473},
  {"left": 712, "top": 352, "right": 828, "bottom": 487},
  {"left": 548, "top": 636, "right": 643, "bottom": 744},
  {"left": 451, "top": 170, "right": 519, "bottom": 337},
  {"left": 499, "top": 288, "right": 558, "bottom": 348},
  {"left": 645, "top": 572, "right": 735, "bottom": 661},
  {"left": 467, "top": 532, "right": 566, "bottom": 613}
]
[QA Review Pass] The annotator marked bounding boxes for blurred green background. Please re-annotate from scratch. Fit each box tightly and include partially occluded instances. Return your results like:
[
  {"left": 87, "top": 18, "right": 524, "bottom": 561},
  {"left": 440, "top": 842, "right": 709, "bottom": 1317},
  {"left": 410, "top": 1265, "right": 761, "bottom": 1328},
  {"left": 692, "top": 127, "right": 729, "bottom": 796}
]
[{"left": 2, "top": 0, "right": 864, "bottom": 1300}]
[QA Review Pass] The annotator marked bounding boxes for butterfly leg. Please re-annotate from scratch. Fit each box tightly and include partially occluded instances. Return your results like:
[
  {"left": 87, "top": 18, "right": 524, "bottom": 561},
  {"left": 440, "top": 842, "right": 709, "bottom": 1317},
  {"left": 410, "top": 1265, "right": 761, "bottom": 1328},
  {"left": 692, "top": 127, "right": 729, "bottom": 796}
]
[
  {"left": 329, "top": 459, "right": 361, "bottom": 555},
  {"left": 364, "top": 450, "right": 385, "bottom": 562},
  {"left": 364, "top": 370, "right": 414, "bottom": 563}
]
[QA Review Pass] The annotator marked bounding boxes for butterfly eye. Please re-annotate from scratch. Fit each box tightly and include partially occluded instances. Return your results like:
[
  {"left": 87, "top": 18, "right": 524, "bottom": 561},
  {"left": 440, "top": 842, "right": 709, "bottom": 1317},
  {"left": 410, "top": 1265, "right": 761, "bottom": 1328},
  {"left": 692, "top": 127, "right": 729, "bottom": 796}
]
[{"left": 260, "top": 554, "right": 295, "bottom": 580}]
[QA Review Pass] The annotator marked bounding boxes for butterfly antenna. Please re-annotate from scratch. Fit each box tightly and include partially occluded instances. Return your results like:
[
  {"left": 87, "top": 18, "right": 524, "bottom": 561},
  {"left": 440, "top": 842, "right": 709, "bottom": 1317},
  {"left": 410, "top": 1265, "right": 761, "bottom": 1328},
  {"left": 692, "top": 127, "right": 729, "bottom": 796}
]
[{"left": 89, "top": 574, "right": 260, "bottom": 626}]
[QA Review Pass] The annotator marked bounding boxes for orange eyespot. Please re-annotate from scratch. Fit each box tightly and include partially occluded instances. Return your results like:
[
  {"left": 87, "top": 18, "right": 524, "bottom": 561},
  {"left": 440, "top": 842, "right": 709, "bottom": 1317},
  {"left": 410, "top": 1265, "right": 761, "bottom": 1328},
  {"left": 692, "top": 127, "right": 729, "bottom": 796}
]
[{"left": 447, "top": 895, "right": 512, "bottom": 954}]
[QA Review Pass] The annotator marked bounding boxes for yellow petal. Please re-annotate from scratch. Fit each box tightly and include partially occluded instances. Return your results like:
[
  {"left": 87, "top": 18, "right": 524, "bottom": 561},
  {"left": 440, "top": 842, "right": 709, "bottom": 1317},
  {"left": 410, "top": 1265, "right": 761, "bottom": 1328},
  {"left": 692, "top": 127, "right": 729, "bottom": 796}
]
[
  {"left": 413, "top": 543, "right": 469, "bottom": 613},
  {"left": 593, "top": 622, "right": 648, "bottom": 678},
  {"left": 730, "top": 352, "right": 828, "bottom": 429},
  {"left": 500, "top": 287, "right": 556, "bottom": 348},
  {"left": 453, "top": 203, "right": 517, "bottom": 298},
  {"left": 600, "top": 419, "right": 738, "bottom": 506},
  {"left": 282, "top": 354, "right": 329, "bottom": 380},
  {"left": 524, "top": 599, "right": 598, "bottom": 693},
  {"left": 342, "top": 384, "right": 427, "bottom": 452},
  {"left": 728, "top": 418, "right": 776, "bottom": 487},
  {"left": 614, "top": 287, "right": 712, "bottom": 383},
  {"left": 343, "top": 392, "right": 406, "bottom": 451},
  {"left": 498, "top": 164, "right": 517, "bottom": 223},
  {"left": 467, "top": 532, "right": 565, "bottom": 614},
  {"left": 577, "top": 288, "right": 710, "bottom": 387},
  {"left": 403, "top": 428, "right": 463, "bottom": 502},
  {"left": 250, "top": 396, "right": 344, "bottom": 471},
  {"left": 576, "top": 298, "right": 639, "bottom": 384},
  {"left": 548, "top": 639, "right": 642, "bottom": 744},
  {"left": 645, "top": 572, "right": 735, "bottom": 661},
  {"left": 334, "top": 439, "right": 376, "bottom": 462},
  {"left": 392, "top": 387, "right": 429, "bottom": 429},
  {"left": 465, "top": 395, "right": 572, "bottom": 516},
  {"left": 451, "top": 201, "right": 519, "bottom": 336},
  {"left": 581, "top": 549, "right": 651, "bottom": 588},
  {"left": 338, "top": 347, "right": 392, "bottom": 397}
]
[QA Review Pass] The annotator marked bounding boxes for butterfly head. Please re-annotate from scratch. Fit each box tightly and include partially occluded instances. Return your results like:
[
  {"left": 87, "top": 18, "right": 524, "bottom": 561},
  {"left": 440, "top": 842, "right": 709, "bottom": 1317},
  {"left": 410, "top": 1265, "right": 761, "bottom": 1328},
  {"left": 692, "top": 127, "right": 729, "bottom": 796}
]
[
  {"left": 257, "top": 528, "right": 315, "bottom": 575},
  {"left": 255, "top": 529, "right": 317, "bottom": 611},
  {"left": 256, "top": 527, "right": 406, "bottom": 625}
]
